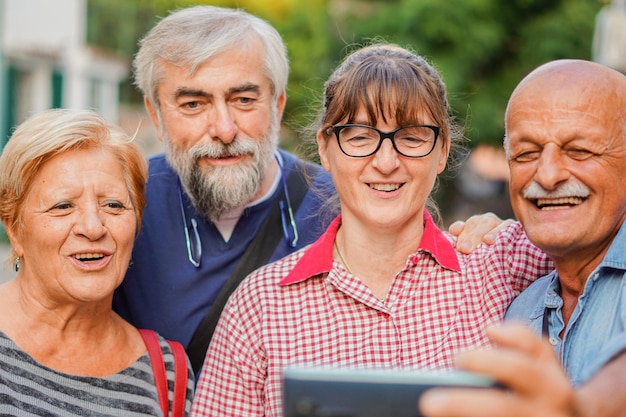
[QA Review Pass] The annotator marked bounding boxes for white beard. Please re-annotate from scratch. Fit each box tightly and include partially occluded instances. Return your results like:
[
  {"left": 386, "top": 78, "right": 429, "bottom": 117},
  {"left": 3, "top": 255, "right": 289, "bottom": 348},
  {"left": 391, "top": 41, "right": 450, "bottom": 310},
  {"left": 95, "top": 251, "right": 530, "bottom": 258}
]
[{"left": 164, "top": 118, "right": 279, "bottom": 221}]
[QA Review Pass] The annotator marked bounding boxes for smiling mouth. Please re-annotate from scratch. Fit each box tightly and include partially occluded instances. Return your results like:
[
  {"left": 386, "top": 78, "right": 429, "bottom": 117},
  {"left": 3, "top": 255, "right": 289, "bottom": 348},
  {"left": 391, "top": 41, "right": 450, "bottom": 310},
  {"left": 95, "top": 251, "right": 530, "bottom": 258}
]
[
  {"left": 534, "top": 197, "right": 586, "bottom": 210},
  {"left": 73, "top": 253, "right": 106, "bottom": 262},
  {"left": 368, "top": 183, "right": 403, "bottom": 192}
]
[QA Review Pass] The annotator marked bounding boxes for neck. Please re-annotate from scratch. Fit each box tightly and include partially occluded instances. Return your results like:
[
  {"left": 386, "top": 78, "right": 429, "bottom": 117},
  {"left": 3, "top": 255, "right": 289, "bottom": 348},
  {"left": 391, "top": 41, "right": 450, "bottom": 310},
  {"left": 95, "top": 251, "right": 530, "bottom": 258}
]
[
  {"left": 552, "top": 256, "right": 603, "bottom": 327},
  {"left": 334, "top": 215, "right": 425, "bottom": 299}
]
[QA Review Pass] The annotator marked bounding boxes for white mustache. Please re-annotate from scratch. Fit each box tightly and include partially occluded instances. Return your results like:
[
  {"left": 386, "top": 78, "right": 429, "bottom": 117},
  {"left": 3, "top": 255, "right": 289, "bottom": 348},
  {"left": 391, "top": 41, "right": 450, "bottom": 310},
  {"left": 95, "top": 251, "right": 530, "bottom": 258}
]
[
  {"left": 189, "top": 138, "right": 258, "bottom": 160},
  {"left": 523, "top": 179, "right": 590, "bottom": 199}
]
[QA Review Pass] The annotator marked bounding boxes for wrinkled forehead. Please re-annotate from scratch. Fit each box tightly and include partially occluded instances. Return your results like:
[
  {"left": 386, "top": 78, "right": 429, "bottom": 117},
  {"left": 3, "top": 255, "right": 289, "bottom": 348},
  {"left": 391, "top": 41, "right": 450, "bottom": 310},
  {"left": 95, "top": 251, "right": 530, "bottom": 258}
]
[{"left": 508, "top": 68, "right": 625, "bottom": 130}]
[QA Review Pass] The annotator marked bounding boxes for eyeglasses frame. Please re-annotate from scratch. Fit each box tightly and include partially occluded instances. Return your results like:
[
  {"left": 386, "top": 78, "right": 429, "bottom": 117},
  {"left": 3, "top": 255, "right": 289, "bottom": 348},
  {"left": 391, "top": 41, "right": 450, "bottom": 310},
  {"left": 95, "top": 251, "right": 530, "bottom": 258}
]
[{"left": 329, "top": 124, "right": 440, "bottom": 158}]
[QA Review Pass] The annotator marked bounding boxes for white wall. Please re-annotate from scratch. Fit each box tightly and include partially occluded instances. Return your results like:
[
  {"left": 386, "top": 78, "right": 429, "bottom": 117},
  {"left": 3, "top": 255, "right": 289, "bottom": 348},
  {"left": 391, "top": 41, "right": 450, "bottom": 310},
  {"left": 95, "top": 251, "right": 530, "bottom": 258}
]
[{"left": 2, "top": 0, "right": 84, "bottom": 53}]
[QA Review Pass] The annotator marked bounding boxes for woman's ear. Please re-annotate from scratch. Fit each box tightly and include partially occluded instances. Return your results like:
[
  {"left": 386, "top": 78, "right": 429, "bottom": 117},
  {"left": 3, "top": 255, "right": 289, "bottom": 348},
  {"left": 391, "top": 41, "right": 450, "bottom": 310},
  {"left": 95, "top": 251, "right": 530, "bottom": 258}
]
[
  {"left": 5, "top": 222, "right": 23, "bottom": 257},
  {"left": 437, "top": 137, "right": 450, "bottom": 174},
  {"left": 317, "top": 129, "right": 331, "bottom": 172}
]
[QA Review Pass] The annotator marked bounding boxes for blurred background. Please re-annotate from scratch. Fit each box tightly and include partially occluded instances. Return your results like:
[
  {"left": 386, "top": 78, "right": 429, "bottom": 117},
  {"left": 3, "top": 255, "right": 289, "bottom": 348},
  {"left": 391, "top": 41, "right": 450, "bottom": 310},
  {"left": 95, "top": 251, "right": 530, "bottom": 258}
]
[{"left": 1, "top": 0, "right": 625, "bottom": 281}]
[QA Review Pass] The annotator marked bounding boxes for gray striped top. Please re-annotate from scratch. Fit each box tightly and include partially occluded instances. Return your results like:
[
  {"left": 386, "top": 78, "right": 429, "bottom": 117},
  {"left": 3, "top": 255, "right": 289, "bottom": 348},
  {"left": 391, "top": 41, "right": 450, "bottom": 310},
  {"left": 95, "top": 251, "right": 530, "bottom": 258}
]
[{"left": 0, "top": 331, "right": 193, "bottom": 416}]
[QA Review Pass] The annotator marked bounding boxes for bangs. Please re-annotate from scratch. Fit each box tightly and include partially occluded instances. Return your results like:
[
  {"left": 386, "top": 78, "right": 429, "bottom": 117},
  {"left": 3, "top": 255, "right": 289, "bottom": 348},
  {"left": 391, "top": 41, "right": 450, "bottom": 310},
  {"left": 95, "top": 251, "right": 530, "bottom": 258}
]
[{"left": 328, "top": 56, "right": 439, "bottom": 126}]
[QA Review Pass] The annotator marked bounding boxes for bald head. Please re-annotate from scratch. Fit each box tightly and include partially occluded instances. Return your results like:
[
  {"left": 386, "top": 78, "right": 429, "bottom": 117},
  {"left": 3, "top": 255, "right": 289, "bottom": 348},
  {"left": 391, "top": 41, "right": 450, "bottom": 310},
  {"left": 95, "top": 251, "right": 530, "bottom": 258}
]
[{"left": 504, "top": 59, "right": 626, "bottom": 156}]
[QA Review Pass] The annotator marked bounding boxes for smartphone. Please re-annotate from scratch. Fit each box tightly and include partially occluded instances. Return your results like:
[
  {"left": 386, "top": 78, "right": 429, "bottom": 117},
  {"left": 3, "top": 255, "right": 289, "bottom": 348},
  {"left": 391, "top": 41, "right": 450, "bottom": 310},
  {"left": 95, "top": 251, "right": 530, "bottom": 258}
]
[{"left": 283, "top": 366, "right": 498, "bottom": 417}]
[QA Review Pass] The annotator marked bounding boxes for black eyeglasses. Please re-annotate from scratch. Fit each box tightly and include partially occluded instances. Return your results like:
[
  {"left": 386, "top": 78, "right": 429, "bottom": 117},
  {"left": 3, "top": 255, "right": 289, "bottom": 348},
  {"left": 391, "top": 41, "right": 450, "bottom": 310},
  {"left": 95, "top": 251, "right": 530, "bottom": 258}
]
[
  {"left": 178, "top": 184, "right": 202, "bottom": 268},
  {"left": 328, "top": 124, "right": 439, "bottom": 158}
]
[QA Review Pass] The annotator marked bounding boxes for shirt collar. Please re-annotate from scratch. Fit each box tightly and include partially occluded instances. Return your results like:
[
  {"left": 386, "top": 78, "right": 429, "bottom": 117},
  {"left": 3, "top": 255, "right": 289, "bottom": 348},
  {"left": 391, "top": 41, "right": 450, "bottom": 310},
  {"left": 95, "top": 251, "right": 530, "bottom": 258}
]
[
  {"left": 279, "top": 211, "right": 460, "bottom": 286},
  {"left": 416, "top": 211, "right": 461, "bottom": 272},
  {"left": 599, "top": 220, "right": 626, "bottom": 271}
]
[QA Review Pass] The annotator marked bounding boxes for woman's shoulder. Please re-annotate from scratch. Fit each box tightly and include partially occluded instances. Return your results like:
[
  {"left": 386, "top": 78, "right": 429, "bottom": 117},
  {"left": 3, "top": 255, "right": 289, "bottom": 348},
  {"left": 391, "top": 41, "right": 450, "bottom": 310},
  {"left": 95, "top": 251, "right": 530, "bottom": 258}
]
[
  {"left": 237, "top": 247, "right": 311, "bottom": 293},
  {"left": 0, "top": 329, "right": 171, "bottom": 416}
]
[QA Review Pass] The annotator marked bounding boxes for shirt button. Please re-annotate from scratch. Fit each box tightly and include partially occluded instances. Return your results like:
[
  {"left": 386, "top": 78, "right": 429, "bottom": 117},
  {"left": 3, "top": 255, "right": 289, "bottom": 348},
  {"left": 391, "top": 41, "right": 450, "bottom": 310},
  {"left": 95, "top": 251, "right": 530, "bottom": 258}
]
[{"left": 549, "top": 337, "right": 558, "bottom": 346}]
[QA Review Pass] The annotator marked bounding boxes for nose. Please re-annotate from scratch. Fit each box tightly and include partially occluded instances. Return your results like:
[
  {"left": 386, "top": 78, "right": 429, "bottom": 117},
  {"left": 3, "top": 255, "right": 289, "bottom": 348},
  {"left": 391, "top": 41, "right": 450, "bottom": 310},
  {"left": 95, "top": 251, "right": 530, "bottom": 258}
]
[
  {"left": 73, "top": 206, "right": 107, "bottom": 241},
  {"left": 371, "top": 138, "right": 401, "bottom": 173},
  {"left": 534, "top": 145, "right": 570, "bottom": 191},
  {"left": 207, "top": 103, "right": 238, "bottom": 144}
]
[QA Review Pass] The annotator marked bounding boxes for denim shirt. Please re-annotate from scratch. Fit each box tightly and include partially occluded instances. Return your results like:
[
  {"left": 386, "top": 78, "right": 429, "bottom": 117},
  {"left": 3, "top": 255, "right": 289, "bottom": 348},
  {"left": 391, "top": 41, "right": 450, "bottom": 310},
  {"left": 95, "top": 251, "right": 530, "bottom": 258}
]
[{"left": 506, "top": 221, "right": 626, "bottom": 387}]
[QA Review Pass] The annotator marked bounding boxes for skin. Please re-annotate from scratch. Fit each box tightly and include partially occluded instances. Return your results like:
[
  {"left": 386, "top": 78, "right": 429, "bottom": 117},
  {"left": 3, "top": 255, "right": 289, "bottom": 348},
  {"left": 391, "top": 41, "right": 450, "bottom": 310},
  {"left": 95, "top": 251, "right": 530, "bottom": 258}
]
[
  {"left": 449, "top": 214, "right": 515, "bottom": 253},
  {"left": 420, "top": 60, "right": 626, "bottom": 417},
  {"left": 144, "top": 36, "right": 286, "bottom": 203},
  {"left": 317, "top": 109, "right": 448, "bottom": 300},
  {"left": 0, "top": 147, "right": 145, "bottom": 376},
  {"left": 506, "top": 60, "right": 626, "bottom": 323}
]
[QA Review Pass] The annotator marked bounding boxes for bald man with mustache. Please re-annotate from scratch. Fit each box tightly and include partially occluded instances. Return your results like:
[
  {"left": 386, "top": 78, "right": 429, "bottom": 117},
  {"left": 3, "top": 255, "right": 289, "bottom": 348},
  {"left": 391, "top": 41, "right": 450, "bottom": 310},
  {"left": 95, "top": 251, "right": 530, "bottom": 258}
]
[{"left": 421, "top": 59, "right": 626, "bottom": 417}]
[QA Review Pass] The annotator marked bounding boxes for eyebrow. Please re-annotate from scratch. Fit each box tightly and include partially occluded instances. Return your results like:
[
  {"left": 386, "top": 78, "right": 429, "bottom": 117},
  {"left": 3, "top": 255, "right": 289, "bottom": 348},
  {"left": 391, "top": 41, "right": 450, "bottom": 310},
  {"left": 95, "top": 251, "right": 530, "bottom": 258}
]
[
  {"left": 173, "top": 83, "right": 261, "bottom": 100},
  {"left": 229, "top": 83, "right": 261, "bottom": 95},
  {"left": 174, "top": 88, "right": 210, "bottom": 99}
]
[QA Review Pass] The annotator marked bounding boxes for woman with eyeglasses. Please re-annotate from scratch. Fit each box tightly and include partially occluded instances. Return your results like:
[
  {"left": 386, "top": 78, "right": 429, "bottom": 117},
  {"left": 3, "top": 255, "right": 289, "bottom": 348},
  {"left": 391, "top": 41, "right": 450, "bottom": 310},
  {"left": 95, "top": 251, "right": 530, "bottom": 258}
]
[{"left": 191, "top": 43, "right": 553, "bottom": 417}]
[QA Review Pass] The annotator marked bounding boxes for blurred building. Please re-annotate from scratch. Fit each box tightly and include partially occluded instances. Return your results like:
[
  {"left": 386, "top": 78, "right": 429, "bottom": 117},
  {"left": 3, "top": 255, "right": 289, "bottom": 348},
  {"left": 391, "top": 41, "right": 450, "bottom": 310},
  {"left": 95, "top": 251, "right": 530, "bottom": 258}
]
[
  {"left": 593, "top": 0, "right": 626, "bottom": 73},
  {"left": 0, "top": 0, "right": 128, "bottom": 147}
]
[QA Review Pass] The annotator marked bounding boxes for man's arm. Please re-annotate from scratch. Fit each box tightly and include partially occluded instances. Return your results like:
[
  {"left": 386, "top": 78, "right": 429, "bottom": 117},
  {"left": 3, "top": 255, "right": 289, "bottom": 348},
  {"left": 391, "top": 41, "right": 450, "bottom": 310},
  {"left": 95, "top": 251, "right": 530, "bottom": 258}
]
[
  {"left": 450, "top": 212, "right": 515, "bottom": 254},
  {"left": 419, "top": 324, "right": 626, "bottom": 417}
]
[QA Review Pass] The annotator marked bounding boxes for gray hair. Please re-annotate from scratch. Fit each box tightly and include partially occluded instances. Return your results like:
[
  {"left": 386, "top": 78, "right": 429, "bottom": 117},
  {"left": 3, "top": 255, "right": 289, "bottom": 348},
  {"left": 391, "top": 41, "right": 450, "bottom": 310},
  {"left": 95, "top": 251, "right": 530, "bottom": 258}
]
[{"left": 133, "top": 5, "right": 289, "bottom": 109}]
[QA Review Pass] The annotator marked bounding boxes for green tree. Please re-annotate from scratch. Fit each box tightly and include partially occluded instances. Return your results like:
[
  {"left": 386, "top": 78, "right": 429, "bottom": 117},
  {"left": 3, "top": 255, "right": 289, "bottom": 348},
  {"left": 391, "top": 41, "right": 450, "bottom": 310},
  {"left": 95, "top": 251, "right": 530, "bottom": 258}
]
[{"left": 330, "top": 0, "right": 604, "bottom": 147}]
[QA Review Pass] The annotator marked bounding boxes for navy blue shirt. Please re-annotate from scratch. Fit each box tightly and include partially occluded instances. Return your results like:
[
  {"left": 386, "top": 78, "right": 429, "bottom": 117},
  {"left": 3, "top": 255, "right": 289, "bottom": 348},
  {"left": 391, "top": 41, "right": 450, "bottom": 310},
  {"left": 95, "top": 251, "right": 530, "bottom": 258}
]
[{"left": 113, "top": 149, "right": 335, "bottom": 348}]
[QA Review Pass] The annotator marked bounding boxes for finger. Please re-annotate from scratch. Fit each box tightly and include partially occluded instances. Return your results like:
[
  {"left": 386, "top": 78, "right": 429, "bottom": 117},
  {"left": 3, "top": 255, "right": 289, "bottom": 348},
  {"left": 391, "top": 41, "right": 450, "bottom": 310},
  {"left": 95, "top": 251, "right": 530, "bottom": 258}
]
[
  {"left": 482, "top": 218, "right": 516, "bottom": 244},
  {"left": 484, "top": 324, "right": 552, "bottom": 357},
  {"left": 420, "top": 387, "right": 522, "bottom": 417},
  {"left": 420, "top": 385, "right": 573, "bottom": 417},
  {"left": 454, "top": 327, "right": 567, "bottom": 398},
  {"left": 448, "top": 220, "right": 465, "bottom": 237},
  {"left": 452, "top": 212, "right": 503, "bottom": 253}
]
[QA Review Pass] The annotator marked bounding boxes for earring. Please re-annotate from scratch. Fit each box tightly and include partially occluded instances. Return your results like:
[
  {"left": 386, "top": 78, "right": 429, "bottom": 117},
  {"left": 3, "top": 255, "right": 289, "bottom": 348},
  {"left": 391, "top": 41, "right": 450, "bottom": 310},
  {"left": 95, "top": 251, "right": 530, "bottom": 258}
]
[
  {"left": 14, "top": 256, "right": 20, "bottom": 272},
  {"left": 128, "top": 259, "right": 134, "bottom": 269}
]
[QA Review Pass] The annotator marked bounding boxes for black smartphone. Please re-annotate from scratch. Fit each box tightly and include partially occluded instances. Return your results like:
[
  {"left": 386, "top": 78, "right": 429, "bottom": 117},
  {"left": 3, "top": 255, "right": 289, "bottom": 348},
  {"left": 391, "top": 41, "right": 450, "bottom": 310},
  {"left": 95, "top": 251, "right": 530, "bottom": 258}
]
[{"left": 283, "top": 366, "right": 498, "bottom": 417}]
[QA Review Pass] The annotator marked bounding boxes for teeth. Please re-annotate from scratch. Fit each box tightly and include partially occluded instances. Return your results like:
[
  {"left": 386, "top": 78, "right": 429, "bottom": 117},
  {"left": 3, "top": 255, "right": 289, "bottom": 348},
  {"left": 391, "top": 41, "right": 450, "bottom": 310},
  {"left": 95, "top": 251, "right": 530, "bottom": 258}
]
[
  {"left": 74, "top": 253, "right": 105, "bottom": 261},
  {"left": 369, "top": 183, "right": 401, "bottom": 192},
  {"left": 537, "top": 197, "right": 584, "bottom": 209}
]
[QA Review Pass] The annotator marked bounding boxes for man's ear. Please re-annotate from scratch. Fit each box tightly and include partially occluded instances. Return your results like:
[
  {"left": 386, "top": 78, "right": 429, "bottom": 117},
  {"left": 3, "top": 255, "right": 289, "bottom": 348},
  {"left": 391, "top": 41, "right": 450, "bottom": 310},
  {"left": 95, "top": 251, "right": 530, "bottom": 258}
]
[
  {"left": 144, "top": 97, "right": 163, "bottom": 141},
  {"left": 275, "top": 90, "right": 287, "bottom": 124}
]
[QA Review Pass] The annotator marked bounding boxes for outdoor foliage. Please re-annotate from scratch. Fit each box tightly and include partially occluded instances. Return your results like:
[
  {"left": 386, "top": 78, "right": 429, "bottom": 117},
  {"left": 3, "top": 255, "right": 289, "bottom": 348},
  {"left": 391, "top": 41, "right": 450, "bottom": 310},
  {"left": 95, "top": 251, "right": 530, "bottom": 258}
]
[
  {"left": 87, "top": 0, "right": 605, "bottom": 149},
  {"left": 331, "top": 0, "right": 604, "bottom": 147}
]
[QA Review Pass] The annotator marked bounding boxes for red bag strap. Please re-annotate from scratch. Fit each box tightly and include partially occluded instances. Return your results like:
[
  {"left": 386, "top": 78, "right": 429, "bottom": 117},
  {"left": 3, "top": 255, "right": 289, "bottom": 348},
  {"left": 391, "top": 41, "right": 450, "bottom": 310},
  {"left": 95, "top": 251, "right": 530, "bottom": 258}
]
[
  {"left": 167, "top": 339, "right": 188, "bottom": 417},
  {"left": 140, "top": 329, "right": 169, "bottom": 416}
]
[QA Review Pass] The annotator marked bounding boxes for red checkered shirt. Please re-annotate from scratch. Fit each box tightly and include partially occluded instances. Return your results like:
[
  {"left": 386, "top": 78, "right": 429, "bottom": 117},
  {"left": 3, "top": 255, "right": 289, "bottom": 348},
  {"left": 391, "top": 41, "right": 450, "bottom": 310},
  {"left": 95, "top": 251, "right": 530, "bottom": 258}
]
[{"left": 191, "top": 213, "right": 552, "bottom": 417}]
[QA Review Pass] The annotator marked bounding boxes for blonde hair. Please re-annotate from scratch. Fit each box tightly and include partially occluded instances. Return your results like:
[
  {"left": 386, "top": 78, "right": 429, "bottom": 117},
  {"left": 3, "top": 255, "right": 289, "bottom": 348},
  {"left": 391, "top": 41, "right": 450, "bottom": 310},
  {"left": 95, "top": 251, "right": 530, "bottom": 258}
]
[{"left": 0, "top": 109, "right": 148, "bottom": 236}]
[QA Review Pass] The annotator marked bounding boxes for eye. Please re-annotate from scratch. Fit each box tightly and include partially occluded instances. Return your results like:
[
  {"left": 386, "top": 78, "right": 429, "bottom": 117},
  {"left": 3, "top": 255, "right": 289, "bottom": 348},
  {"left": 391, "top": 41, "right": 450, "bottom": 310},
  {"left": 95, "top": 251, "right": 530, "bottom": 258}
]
[
  {"left": 50, "top": 201, "right": 73, "bottom": 211},
  {"left": 102, "top": 200, "right": 128, "bottom": 213},
  {"left": 233, "top": 96, "right": 257, "bottom": 109},
  {"left": 565, "top": 148, "right": 594, "bottom": 160},
  {"left": 179, "top": 99, "right": 206, "bottom": 114},
  {"left": 182, "top": 101, "right": 202, "bottom": 110},
  {"left": 511, "top": 150, "right": 541, "bottom": 163},
  {"left": 397, "top": 136, "right": 428, "bottom": 147}
]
